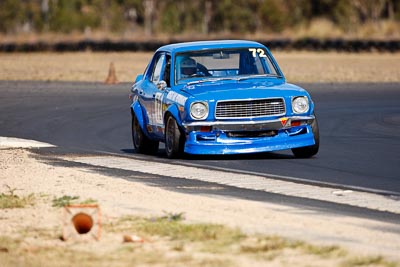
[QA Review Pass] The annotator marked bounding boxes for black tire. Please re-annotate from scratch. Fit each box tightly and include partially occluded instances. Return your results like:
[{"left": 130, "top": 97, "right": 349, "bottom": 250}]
[
  {"left": 165, "top": 115, "right": 185, "bottom": 159},
  {"left": 291, "top": 114, "right": 320, "bottom": 158},
  {"left": 132, "top": 113, "right": 159, "bottom": 155}
]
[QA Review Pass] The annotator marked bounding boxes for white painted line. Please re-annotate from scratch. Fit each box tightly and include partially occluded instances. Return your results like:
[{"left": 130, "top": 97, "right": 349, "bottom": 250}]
[
  {"left": 0, "top": 137, "right": 56, "bottom": 148},
  {"left": 68, "top": 156, "right": 400, "bottom": 214}
]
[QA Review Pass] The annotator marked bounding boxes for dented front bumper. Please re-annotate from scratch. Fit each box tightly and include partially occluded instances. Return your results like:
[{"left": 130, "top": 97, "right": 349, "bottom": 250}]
[{"left": 182, "top": 115, "right": 316, "bottom": 155}]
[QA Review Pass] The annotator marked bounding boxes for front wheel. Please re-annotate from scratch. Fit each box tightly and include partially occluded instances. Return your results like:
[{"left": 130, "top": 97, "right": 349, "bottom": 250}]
[
  {"left": 132, "top": 113, "right": 159, "bottom": 155},
  {"left": 291, "top": 115, "right": 320, "bottom": 158},
  {"left": 165, "top": 116, "right": 184, "bottom": 159}
]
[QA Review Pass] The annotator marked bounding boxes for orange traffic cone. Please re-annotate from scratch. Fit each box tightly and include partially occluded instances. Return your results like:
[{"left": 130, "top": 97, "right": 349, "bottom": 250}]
[
  {"left": 105, "top": 62, "right": 118, "bottom": 84},
  {"left": 62, "top": 204, "right": 101, "bottom": 242}
]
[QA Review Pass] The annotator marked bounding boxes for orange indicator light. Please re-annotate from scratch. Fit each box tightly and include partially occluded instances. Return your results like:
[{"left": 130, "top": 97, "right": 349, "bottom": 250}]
[
  {"left": 200, "top": 126, "right": 211, "bottom": 132},
  {"left": 291, "top": 121, "right": 301, "bottom": 127}
]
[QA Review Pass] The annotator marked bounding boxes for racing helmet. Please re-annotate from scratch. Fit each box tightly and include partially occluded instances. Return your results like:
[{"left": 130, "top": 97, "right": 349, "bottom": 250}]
[{"left": 180, "top": 57, "right": 197, "bottom": 77}]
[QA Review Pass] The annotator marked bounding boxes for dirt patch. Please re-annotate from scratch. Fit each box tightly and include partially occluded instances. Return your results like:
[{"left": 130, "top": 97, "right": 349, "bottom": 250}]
[
  {"left": 0, "top": 148, "right": 399, "bottom": 266},
  {"left": 0, "top": 52, "right": 399, "bottom": 83}
]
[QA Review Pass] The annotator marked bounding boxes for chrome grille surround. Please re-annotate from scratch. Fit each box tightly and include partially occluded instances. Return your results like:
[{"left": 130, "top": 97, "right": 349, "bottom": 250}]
[{"left": 215, "top": 98, "right": 286, "bottom": 119}]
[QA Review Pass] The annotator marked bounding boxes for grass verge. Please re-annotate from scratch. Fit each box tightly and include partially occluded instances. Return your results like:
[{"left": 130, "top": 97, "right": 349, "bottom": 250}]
[
  {"left": 52, "top": 195, "right": 98, "bottom": 207},
  {"left": 0, "top": 186, "right": 35, "bottom": 209},
  {"left": 0, "top": 214, "right": 398, "bottom": 266}
]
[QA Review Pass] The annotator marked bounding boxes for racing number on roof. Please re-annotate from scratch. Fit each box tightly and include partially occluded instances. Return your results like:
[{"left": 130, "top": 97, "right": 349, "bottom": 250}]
[{"left": 249, "top": 48, "right": 267, "bottom": 58}]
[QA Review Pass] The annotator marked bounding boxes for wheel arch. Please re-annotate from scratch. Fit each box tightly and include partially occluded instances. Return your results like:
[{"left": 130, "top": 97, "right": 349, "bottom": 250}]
[
  {"left": 164, "top": 104, "right": 183, "bottom": 129},
  {"left": 131, "top": 101, "right": 148, "bottom": 136}
]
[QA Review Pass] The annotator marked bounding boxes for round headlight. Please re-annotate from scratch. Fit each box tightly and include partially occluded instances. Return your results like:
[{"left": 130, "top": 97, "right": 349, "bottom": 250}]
[
  {"left": 190, "top": 102, "right": 209, "bottom": 120},
  {"left": 292, "top": 97, "right": 309, "bottom": 114}
]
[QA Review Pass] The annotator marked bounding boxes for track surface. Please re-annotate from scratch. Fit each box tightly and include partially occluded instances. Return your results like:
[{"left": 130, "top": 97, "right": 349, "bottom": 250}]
[{"left": 0, "top": 81, "right": 399, "bottom": 194}]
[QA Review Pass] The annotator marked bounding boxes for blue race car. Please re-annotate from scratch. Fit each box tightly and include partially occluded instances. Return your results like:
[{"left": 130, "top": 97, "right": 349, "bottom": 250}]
[{"left": 130, "top": 40, "right": 319, "bottom": 158}]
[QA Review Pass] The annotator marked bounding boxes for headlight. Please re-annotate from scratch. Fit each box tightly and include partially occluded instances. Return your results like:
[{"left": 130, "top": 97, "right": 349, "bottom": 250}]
[
  {"left": 190, "top": 102, "right": 209, "bottom": 120},
  {"left": 292, "top": 96, "right": 309, "bottom": 114}
]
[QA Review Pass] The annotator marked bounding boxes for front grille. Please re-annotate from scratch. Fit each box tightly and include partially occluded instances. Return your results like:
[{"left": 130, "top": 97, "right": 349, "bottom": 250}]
[{"left": 215, "top": 98, "right": 285, "bottom": 119}]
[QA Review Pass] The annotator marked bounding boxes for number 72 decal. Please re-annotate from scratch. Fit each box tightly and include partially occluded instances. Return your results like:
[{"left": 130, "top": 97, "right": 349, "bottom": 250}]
[{"left": 249, "top": 48, "right": 267, "bottom": 58}]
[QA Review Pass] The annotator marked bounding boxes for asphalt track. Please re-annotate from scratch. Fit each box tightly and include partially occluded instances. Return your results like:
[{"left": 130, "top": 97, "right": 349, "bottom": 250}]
[{"left": 0, "top": 81, "right": 399, "bottom": 194}]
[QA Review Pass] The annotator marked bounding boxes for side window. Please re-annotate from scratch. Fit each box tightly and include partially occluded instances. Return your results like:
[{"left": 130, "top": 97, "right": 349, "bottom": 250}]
[
  {"left": 151, "top": 54, "right": 165, "bottom": 84},
  {"left": 162, "top": 55, "right": 171, "bottom": 87},
  {"left": 264, "top": 55, "right": 278, "bottom": 75}
]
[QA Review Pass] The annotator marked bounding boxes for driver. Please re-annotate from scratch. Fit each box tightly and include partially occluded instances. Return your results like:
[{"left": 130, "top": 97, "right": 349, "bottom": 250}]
[{"left": 180, "top": 57, "right": 197, "bottom": 78}]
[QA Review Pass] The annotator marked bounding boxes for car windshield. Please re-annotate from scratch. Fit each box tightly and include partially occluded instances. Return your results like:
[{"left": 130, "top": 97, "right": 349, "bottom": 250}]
[{"left": 175, "top": 48, "right": 280, "bottom": 85}]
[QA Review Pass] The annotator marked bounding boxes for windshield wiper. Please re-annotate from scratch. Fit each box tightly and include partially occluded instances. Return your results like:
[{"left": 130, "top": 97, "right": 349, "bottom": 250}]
[
  {"left": 185, "top": 74, "right": 282, "bottom": 86},
  {"left": 186, "top": 77, "right": 237, "bottom": 85},
  {"left": 237, "top": 74, "right": 282, "bottom": 81}
]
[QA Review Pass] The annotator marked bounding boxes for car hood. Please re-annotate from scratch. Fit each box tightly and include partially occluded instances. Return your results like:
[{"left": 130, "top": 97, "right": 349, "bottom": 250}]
[{"left": 180, "top": 79, "right": 309, "bottom": 101}]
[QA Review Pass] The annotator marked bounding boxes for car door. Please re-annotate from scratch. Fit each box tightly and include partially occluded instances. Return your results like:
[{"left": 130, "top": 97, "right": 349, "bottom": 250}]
[
  {"left": 138, "top": 53, "right": 165, "bottom": 131},
  {"left": 153, "top": 54, "right": 172, "bottom": 138},
  {"left": 141, "top": 52, "right": 167, "bottom": 135}
]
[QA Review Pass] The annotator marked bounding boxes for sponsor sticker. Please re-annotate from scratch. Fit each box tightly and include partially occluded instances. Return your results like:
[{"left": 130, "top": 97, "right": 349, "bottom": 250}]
[
  {"left": 280, "top": 117, "right": 288, "bottom": 126},
  {"left": 167, "top": 91, "right": 187, "bottom": 106}
]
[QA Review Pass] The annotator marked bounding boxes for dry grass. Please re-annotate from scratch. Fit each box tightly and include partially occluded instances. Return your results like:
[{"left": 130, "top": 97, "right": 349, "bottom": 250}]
[
  {"left": 0, "top": 52, "right": 152, "bottom": 83},
  {"left": 0, "top": 51, "right": 399, "bottom": 83},
  {"left": 274, "top": 51, "right": 400, "bottom": 83},
  {"left": 288, "top": 18, "right": 400, "bottom": 39},
  {"left": 0, "top": 185, "right": 35, "bottom": 209},
  {"left": 1, "top": 214, "right": 397, "bottom": 267}
]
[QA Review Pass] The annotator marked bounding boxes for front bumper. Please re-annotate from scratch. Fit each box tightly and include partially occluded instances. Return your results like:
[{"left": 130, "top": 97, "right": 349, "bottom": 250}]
[{"left": 182, "top": 116, "right": 316, "bottom": 155}]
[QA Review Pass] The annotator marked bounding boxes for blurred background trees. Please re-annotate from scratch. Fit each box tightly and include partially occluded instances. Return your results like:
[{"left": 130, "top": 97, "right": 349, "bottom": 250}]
[{"left": 0, "top": 0, "right": 399, "bottom": 38}]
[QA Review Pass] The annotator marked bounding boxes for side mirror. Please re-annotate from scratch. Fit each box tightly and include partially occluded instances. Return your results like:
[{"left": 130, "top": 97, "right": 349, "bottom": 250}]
[
  {"left": 157, "top": 80, "right": 167, "bottom": 90},
  {"left": 135, "top": 74, "right": 144, "bottom": 84}
]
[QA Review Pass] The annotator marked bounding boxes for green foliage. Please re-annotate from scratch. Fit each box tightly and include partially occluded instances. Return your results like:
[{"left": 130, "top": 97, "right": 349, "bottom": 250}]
[
  {"left": 0, "top": 186, "right": 35, "bottom": 209},
  {"left": 211, "top": 0, "right": 257, "bottom": 33},
  {"left": 158, "top": 0, "right": 203, "bottom": 33},
  {"left": 0, "top": 0, "right": 399, "bottom": 35},
  {"left": 259, "top": 0, "right": 288, "bottom": 32},
  {"left": 0, "top": 0, "right": 24, "bottom": 33},
  {"left": 52, "top": 195, "right": 98, "bottom": 207},
  {"left": 52, "top": 195, "right": 80, "bottom": 207},
  {"left": 285, "top": 0, "right": 312, "bottom": 26},
  {"left": 159, "top": 1, "right": 182, "bottom": 33},
  {"left": 161, "top": 211, "right": 185, "bottom": 221},
  {"left": 332, "top": 0, "right": 359, "bottom": 32},
  {"left": 108, "top": 214, "right": 245, "bottom": 246},
  {"left": 48, "top": 0, "right": 101, "bottom": 33},
  {"left": 79, "top": 198, "right": 98, "bottom": 205}
]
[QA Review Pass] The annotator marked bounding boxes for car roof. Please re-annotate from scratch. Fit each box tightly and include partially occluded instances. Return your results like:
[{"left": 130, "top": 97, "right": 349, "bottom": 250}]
[{"left": 156, "top": 40, "right": 266, "bottom": 54}]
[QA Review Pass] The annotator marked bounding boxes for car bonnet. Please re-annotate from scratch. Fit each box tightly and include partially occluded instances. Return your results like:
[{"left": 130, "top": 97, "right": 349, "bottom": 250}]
[{"left": 179, "top": 79, "right": 308, "bottom": 101}]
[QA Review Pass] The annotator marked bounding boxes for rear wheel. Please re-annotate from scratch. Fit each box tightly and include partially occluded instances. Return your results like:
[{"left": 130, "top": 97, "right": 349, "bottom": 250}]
[
  {"left": 165, "top": 116, "right": 184, "bottom": 159},
  {"left": 132, "top": 113, "right": 159, "bottom": 155},
  {"left": 291, "top": 114, "right": 320, "bottom": 158}
]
